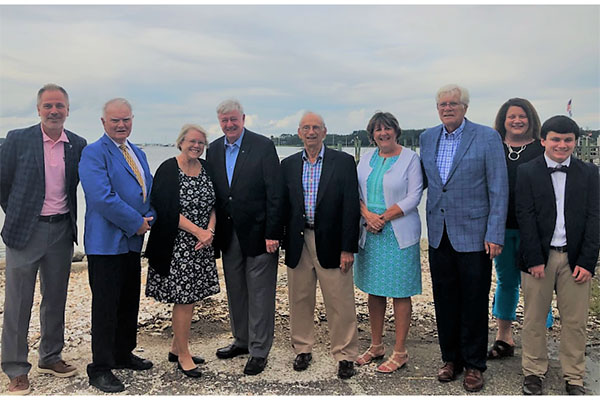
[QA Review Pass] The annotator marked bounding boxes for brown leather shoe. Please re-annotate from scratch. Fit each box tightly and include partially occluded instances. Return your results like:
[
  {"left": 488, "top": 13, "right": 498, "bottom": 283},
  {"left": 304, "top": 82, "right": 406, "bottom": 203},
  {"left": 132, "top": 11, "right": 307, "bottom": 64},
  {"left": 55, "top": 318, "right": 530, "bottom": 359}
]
[
  {"left": 437, "top": 362, "right": 459, "bottom": 382},
  {"left": 7, "top": 374, "right": 31, "bottom": 395},
  {"left": 38, "top": 360, "right": 78, "bottom": 378},
  {"left": 463, "top": 368, "right": 484, "bottom": 392}
]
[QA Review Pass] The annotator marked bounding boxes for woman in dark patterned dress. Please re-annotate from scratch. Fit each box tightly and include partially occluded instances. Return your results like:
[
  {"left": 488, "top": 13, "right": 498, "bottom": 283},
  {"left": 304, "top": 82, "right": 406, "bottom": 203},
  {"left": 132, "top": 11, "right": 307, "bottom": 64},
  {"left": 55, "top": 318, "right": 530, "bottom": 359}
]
[{"left": 145, "top": 124, "right": 219, "bottom": 378}]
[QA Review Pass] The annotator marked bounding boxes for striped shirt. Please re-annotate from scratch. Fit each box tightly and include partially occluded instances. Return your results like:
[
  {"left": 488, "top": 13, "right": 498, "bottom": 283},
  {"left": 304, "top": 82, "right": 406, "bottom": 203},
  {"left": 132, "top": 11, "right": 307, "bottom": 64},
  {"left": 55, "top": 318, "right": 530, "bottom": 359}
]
[
  {"left": 436, "top": 119, "right": 466, "bottom": 184},
  {"left": 302, "top": 145, "right": 325, "bottom": 224}
]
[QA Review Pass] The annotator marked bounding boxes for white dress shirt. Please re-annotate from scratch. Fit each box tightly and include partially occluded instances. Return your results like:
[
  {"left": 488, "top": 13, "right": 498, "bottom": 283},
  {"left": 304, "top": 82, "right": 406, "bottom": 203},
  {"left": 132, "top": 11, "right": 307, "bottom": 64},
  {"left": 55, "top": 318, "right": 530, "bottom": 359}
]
[{"left": 544, "top": 154, "right": 570, "bottom": 247}]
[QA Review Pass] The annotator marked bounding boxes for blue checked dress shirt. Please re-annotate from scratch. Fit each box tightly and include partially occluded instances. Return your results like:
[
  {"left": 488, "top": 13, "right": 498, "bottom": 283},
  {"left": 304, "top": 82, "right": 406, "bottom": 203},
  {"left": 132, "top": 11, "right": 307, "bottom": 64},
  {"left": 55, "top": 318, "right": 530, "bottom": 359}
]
[
  {"left": 436, "top": 119, "right": 465, "bottom": 184},
  {"left": 302, "top": 145, "right": 325, "bottom": 225},
  {"left": 224, "top": 129, "right": 245, "bottom": 186}
]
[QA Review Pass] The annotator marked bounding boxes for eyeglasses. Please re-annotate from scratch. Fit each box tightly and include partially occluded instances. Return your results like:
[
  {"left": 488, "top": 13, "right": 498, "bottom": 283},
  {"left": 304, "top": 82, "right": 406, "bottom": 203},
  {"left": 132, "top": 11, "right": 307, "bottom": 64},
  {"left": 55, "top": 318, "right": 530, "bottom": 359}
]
[
  {"left": 185, "top": 139, "right": 207, "bottom": 146},
  {"left": 437, "top": 102, "right": 463, "bottom": 109},
  {"left": 300, "top": 125, "right": 323, "bottom": 132}
]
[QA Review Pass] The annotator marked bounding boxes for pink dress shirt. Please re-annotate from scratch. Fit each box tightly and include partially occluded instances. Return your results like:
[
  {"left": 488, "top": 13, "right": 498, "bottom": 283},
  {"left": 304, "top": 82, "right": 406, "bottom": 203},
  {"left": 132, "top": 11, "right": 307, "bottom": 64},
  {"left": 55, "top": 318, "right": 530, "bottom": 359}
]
[{"left": 40, "top": 126, "right": 69, "bottom": 216}]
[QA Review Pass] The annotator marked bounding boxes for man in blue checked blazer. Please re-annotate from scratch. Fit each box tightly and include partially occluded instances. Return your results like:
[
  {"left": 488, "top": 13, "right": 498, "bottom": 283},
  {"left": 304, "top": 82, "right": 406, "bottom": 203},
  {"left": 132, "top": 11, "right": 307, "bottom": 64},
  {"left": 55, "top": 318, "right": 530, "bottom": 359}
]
[
  {"left": 0, "top": 84, "right": 86, "bottom": 395},
  {"left": 420, "top": 84, "right": 508, "bottom": 392},
  {"left": 79, "top": 98, "right": 155, "bottom": 393}
]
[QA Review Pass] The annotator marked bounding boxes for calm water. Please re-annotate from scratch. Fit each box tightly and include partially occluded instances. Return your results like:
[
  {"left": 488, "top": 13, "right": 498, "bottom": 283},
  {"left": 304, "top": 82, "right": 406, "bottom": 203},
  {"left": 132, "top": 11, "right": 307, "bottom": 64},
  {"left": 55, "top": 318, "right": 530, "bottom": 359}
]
[{"left": 0, "top": 145, "right": 427, "bottom": 259}]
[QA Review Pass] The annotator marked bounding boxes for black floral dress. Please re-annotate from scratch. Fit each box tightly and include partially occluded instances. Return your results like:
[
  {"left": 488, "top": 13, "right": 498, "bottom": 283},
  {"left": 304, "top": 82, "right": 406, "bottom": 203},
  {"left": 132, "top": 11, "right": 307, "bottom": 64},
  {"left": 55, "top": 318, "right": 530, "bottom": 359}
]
[{"left": 146, "top": 167, "right": 220, "bottom": 304}]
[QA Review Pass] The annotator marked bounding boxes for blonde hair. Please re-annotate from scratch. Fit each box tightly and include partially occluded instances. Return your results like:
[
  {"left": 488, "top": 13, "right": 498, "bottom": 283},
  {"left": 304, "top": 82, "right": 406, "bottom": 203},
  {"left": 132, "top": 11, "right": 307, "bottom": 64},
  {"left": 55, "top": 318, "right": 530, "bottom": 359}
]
[{"left": 175, "top": 124, "right": 209, "bottom": 150}]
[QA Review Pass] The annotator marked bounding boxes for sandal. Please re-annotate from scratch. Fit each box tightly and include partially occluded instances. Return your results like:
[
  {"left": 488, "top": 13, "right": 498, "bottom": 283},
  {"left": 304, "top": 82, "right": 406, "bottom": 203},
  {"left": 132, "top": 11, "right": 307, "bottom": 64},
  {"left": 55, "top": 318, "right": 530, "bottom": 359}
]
[
  {"left": 487, "top": 340, "right": 515, "bottom": 359},
  {"left": 356, "top": 343, "right": 385, "bottom": 366},
  {"left": 376, "top": 350, "right": 408, "bottom": 373}
]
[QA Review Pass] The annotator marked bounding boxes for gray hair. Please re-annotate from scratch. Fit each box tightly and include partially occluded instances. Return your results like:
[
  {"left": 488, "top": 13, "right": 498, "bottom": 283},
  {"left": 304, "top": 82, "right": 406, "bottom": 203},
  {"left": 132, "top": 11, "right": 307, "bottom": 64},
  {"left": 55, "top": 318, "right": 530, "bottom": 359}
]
[
  {"left": 175, "top": 124, "right": 209, "bottom": 150},
  {"left": 216, "top": 99, "right": 244, "bottom": 115},
  {"left": 299, "top": 111, "right": 326, "bottom": 128},
  {"left": 103, "top": 98, "right": 133, "bottom": 118},
  {"left": 37, "top": 83, "right": 69, "bottom": 106},
  {"left": 436, "top": 84, "right": 470, "bottom": 106}
]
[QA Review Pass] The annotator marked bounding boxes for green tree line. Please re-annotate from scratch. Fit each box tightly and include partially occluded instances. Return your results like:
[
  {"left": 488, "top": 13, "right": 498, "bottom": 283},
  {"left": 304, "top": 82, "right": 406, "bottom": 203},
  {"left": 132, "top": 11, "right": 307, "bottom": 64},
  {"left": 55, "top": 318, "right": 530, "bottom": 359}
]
[{"left": 271, "top": 129, "right": 600, "bottom": 148}]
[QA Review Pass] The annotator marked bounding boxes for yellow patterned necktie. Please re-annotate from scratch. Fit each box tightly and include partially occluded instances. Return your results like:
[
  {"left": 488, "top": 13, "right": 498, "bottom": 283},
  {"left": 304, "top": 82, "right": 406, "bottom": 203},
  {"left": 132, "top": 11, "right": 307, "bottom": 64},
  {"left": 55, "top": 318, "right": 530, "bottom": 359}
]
[{"left": 119, "top": 144, "right": 146, "bottom": 201}]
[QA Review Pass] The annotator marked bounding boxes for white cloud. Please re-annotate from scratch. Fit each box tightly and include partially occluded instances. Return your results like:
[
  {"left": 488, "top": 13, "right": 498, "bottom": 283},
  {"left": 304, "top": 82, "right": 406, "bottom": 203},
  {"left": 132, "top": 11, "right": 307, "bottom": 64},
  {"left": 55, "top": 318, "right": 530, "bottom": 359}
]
[{"left": 1, "top": 4, "right": 598, "bottom": 142}]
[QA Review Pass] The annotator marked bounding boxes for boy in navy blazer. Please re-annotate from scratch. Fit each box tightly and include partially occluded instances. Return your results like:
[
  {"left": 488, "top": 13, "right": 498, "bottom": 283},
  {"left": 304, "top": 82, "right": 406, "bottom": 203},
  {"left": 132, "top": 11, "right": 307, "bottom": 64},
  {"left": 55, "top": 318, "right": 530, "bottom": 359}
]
[{"left": 516, "top": 116, "right": 599, "bottom": 396}]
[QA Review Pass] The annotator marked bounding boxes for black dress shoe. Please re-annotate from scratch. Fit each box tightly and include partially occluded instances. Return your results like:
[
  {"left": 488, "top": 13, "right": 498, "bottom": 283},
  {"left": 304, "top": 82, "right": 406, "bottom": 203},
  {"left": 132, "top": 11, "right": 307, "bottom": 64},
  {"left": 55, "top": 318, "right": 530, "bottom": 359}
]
[
  {"left": 177, "top": 362, "right": 202, "bottom": 378},
  {"left": 168, "top": 352, "right": 205, "bottom": 365},
  {"left": 337, "top": 360, "right": 355, "bottom": 379},
  {"left": 216, "top": 343, "right": 249, "bottom": 359},
  {"left": 565, "top": 382, "right": 585, "bottom": 395},
  {"left": 293, "top": 353, "right": 312, "bottom": 371},
  {"left": 244, "top": 357, "right": 267, "bottom": 375},
  {"left": 89, "top": 371, "right": 125, "bottom": 393},
  {"left": 523, "top": 375, "right": 543, "bottom": 395},
  {"left": 114, "top": 353, "right": 153, "bottom": 370}
]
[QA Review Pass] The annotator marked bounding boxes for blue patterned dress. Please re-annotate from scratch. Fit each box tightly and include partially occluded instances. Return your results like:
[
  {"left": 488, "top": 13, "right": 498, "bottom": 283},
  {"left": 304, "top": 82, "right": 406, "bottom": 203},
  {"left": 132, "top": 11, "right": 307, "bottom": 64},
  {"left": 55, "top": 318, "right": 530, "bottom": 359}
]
[{"left": 354, "top": 152, "right": 422, "bottom": 298}]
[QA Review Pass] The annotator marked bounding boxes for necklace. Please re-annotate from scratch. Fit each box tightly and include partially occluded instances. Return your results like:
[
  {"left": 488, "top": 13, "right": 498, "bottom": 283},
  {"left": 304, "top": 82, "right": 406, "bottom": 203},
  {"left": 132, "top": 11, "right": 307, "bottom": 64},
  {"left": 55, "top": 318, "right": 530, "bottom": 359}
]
[{"left": 505, "top": 142, "right": 527, "bottom": 161}]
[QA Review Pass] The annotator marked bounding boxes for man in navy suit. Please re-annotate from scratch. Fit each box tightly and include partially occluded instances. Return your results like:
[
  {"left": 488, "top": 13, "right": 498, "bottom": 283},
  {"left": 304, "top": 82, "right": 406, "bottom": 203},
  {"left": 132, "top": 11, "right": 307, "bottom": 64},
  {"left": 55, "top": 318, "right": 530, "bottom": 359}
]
[
  {"left": 206, "top": 99, "right": 283, "bottom": 376},
  {"left": 79, "top": 98, "right": 155, "bottom": 393},
  {"left": 0, "top": 84, "right": 86, "bottom": 395},
  {"left": 281, "top": 112, "right": 360, "bottom": 379},
  {"left": 517, "top": 116, "right": 599, "bottom": 396},
  {"left": 420, "top": 84, "right": 508, "bottom": 392}
]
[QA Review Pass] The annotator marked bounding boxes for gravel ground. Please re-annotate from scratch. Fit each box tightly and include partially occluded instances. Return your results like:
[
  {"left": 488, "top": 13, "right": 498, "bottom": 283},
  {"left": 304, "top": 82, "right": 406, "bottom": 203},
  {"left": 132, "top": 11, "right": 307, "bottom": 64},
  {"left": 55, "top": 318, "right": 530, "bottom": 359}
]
[{"left": 0, "top": 240, "right": 599, "bottom": 396}]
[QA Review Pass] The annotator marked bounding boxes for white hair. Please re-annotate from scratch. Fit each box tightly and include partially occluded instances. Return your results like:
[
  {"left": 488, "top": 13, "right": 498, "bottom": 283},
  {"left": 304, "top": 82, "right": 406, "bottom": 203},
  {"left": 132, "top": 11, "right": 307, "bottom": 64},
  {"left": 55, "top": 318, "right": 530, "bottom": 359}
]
[
  {"left": 299, "top": 111, "right": 326, "bottom": 128},
  {"left": 436, "top": 84, "right": 470, "bottom": 106},
  {"left": 103, "top": 98, "right": 132, "bottom": 117},
  {"left": 216, "top": 99, "right": 244, "bottom": 115}
]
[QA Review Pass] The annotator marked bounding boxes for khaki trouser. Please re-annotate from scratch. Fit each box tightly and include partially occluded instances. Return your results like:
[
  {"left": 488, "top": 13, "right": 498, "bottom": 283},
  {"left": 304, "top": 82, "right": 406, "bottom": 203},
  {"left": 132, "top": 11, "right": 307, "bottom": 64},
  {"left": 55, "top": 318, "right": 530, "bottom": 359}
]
[
  {"left": 287, "top": 229, "right": 359, "bottom": 362},
  {"left": 521, "top": 250, "right": 591, "bottom": 386}
]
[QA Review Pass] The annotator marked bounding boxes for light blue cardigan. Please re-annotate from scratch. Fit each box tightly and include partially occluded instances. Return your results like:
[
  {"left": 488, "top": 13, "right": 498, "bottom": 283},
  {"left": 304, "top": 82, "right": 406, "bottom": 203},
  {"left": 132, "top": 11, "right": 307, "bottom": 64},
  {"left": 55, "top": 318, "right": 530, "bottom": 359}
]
[{"left": 357, "top": 147, "right": 423, "bottom": 250}]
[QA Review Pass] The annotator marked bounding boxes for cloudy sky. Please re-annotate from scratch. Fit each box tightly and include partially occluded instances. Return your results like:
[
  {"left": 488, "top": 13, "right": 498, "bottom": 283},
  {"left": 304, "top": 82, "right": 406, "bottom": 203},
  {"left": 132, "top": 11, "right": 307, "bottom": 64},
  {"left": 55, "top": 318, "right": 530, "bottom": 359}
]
[{"left": 0, "top": 4, "right": 598, "bottom": 144}]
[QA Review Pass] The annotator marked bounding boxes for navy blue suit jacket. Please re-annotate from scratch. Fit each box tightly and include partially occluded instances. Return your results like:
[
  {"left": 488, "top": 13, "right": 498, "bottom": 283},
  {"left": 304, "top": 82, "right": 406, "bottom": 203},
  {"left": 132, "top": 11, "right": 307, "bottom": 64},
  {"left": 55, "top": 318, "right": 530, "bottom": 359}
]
[
  {"left": 206, "top": 129, "right": 283, "bottom": 257},
  {"left": 281, "top": 146, "right": 360, "bottom": 269},
  {"left": 516, "top": 155, "right": 599, "bottom": 275},
  {"left": 0, "top": 124, "right": 86, "bottom": 249}
]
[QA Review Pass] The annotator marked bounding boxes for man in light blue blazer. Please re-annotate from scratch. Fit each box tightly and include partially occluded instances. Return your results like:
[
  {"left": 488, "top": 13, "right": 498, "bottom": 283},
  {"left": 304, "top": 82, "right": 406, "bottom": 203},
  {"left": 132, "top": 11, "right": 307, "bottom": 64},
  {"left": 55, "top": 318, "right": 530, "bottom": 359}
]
[
  {"left": 79, "top": 98, "right": 155, "bottom": 393},
  {"left": 420, "top": 84, "right": 508, "bottom": 392}
]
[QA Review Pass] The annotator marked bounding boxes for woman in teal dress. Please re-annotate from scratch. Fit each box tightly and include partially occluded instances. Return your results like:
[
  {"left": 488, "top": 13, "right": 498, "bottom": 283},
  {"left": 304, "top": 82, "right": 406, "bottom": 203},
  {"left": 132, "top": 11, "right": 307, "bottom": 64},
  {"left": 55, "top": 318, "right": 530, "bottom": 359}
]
[{"left": 354, "top": 112, "right": 424, "bottom": 373}]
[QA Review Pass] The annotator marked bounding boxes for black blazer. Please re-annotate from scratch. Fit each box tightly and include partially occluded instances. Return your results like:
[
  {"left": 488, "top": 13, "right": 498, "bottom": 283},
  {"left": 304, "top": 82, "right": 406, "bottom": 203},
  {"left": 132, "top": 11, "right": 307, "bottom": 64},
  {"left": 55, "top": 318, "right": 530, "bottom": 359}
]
[
  {"left": 281, "top": 146, "right": 360, "bottom": 269},
  {"left": 206, "top": 130, "right": 283, "bottom": 258},
  {"left": 0, "top": 124, "right": 86, "bottom": 249},
  {"left": 515, "top": 155, "right": 599, "bottom": 275},
  {"left": 145, "top": 157, "right": 212, "bottom": 276}
]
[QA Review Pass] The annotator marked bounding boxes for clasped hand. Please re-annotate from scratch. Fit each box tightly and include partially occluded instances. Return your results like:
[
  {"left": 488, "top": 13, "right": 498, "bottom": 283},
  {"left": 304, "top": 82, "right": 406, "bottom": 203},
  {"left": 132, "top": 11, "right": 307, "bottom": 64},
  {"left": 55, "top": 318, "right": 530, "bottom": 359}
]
[
  {"left": 194, "top": 228, "right": 214, "bottom": 250},
  {"left": 364, "top": 210, "right": 385, "bottom": 233}
]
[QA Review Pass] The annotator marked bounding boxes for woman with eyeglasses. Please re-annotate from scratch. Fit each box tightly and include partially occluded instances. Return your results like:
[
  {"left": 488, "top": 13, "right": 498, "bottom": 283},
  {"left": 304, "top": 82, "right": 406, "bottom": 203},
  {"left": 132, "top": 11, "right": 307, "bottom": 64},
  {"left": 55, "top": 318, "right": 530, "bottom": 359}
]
[
  {"left": 144, "top": 124, "right": 219, "bottom": 379},
  {"left": 354, "top": 112, "right": 424, "bottom": 373},
  {"left": 488, "top": 98, "right": 552, "bottom": 360}
]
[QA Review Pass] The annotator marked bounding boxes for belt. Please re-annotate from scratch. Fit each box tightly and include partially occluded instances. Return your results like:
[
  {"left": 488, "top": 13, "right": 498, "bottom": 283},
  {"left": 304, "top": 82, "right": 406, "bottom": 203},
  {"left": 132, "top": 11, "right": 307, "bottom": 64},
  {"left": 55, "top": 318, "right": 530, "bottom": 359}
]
[
  {"left": 305, "top": 222, "right": 315, "bottom": 230},
  {"left": 550, "top": 245, "right": 568, "bottom": 253},
  {"left": 38, "top": 213, "right": 69, "bottom": 223}
]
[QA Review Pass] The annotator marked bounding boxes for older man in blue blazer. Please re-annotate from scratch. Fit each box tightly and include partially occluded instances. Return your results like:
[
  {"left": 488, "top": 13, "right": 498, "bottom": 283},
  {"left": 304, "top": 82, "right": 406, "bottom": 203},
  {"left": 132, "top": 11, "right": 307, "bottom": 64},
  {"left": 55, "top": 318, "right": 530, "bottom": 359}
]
[
  {"left": 79, "top": 98, "right": 155, "bottom": 393},
  {"left": 420, "top": 84, "right": 508, "bottom": 392},
  {"left": 1, "top": 84, "right": 86, "bottom": 395}
]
